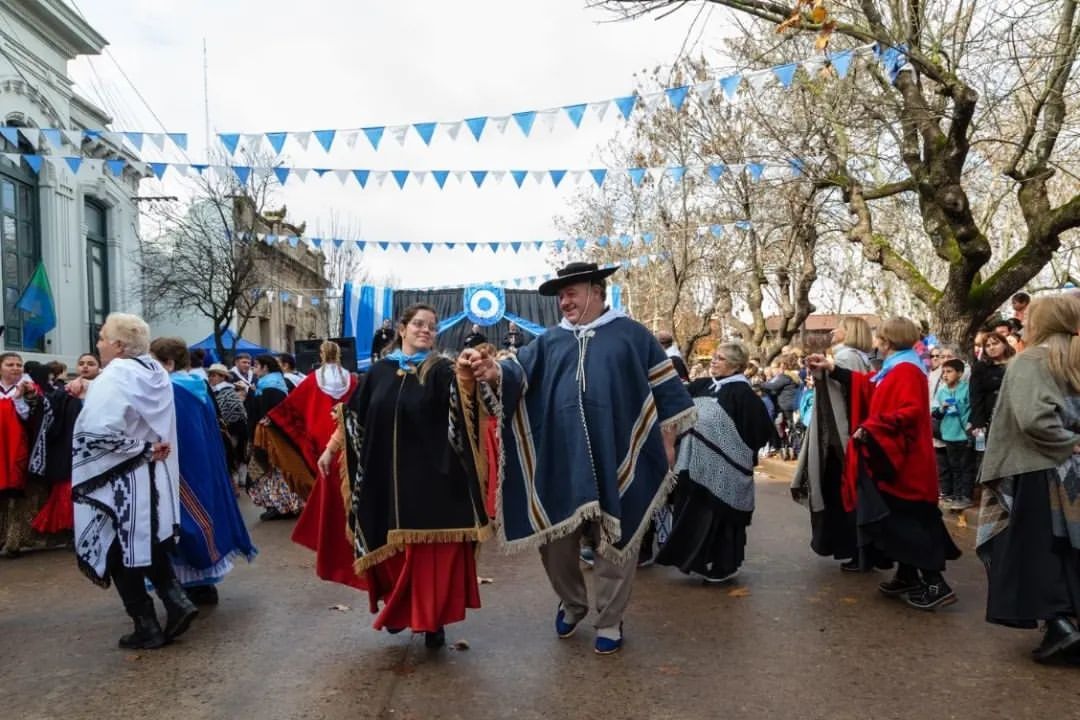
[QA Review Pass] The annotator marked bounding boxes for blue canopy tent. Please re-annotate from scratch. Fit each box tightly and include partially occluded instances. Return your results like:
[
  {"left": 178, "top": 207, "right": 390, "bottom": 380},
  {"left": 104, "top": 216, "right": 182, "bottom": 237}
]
[{"left": 189, "top": 328, "right": 271, "bottom": 364}]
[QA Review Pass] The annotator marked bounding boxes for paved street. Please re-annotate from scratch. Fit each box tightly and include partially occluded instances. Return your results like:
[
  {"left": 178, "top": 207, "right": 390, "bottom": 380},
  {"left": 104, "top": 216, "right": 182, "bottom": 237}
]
[{"left": 3, "top": 466, "right": 1080, "bottom": 720}]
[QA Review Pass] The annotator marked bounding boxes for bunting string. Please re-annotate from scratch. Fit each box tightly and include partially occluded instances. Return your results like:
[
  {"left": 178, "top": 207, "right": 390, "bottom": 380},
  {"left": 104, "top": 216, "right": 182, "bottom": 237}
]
[
  {"left": 215, "top": 44, "right": 908, "bottom": 155},
  {"left": 241, "top": 221, "right": 753, "bottom": 254},
  {"left": 0, "top": 44, "right": 908, "bottom": 158},
  {"left": 396, "top": 252, "right": 671, "bottom": 292},
  {"left": 1, "top": 152, "right": 813, "bottom": 188}
]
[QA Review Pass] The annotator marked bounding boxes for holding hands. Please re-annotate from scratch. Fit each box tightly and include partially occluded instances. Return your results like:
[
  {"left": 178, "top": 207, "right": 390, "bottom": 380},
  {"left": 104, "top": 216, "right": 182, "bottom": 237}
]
[
  {"left": 458, "top": 348, "right": 501, "bottom": 385},
  {"left": 805, "top": 354, "right": 834, "bottom": 372}
]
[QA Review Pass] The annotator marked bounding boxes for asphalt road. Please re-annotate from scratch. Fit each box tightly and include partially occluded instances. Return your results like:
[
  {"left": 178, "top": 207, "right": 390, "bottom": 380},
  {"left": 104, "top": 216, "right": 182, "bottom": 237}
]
[{"left": 3, "top": 464, "right": 1079, "bottom": 720}]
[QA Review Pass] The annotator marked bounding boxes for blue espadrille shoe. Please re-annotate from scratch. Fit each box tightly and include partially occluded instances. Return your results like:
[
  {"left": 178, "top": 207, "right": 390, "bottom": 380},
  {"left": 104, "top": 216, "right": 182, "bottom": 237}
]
[
  {"left": 594, "top": 623, "right": 623, "bottom": 655},
  {"left": 555, "top": 604, "right": 580, "bottom": 639}
]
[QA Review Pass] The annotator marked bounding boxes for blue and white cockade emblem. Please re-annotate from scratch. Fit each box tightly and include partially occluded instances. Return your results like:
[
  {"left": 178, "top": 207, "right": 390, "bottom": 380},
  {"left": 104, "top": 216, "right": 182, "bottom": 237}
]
[{"left": 464, "top": 285, "right": 506, "bottom": 327}]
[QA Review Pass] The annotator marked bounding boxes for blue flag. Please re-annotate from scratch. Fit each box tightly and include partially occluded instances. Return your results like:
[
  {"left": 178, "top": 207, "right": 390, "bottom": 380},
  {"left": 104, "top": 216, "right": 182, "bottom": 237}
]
[{"left": 16, "top": 261, "right": 56, "bottom": 346}]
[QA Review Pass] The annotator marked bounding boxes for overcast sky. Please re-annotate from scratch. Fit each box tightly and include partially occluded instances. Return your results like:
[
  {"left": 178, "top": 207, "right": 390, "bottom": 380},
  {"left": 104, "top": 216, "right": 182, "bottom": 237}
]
[{"left": 66, "top": 0, "right": 732, "bottom": 289}]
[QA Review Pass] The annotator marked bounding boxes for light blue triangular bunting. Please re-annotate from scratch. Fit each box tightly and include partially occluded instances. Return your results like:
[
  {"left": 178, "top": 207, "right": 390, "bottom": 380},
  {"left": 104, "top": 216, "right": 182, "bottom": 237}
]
[
  {"left": 772, "top": 63, "right": 798, "bottom": 88},
  {"left": 413, "top": 123, "right": 437, "bottom": 145},
  {"left": 379, "top": 242, "right": 390, "bottom": 251},
  {"left": 363, "top": 126, "right": 384, "bottom": 150},
  {"left": 590, "top": 168, "right": 607, "bottom": 187},
  {"left": 667, "top": 166, "right": 685, "bottom": 182},
  {"left": 288, "top": 236, "right": 300, "bottom": 248},
  {"left": 465, "top": 117, "right": 487, "bottom": 141},
  {"left": 563, "top": 104, "right": 587, "bottom": 128},
  {"left": 218, "top": 133, "right": 239, "bottom": 155},
  {"left": 125, "top": 132, "right": 144, "bottom": 151},
  {"left": 614, "top": 95, "right": 637, "bottom": 120},
  {"left": 314, "top": 129, "right": 336, "bottom": 152},
  {"left": 665, "top": 85, "right": 690, "bottom": 110},
  {"left": 576, "top": 238, "right": 587, "bottom": 250},
  {"left": 168, "top": 133, "right": 188, "bottom": 150},
  {"left": 392, "top": 170, "right": 410, "bottom": 188},
  {"left": 628, "top": 167, "right": 646, "bottom": 186},
  {"left": 470, "top": 170, "right": 488, "bottom": 188},
  {"left": 488, "top": 243, "right": 500, "bottom": 253},
  {"left": 735, "top": 220, "right": 752, "bottom": 230},
  {"left": 432, "top": 170, "right": 449, "bottom": 188},
  {"left": 789, "top": 158, "right": 805, "bottom": 176},
  {"left": 747, "top": 162, "right": 764, "bottom": 181},
  {"left": 0, "top": 127, "right": 19, "bottom": 146},
  {"left": 549, "top": 169, "right": 566, "bottom": 187},
  {"left": 274, "top": 167, "right": 290, "bottom": 185},
  {"left": 400, "top": 242, "right": 412, "bottom": 252},
  {"left": 511, "top": 170, "right": 527, "bottom": 188},
  {"left": 642, "top": 232, "right": 655, "bottom": 245},
  {"left": 42, "top": 128, "right": 63, "bottom": 148},
  {"left": 466, "top": 242, "right": 478, "bottom": 252},
  {"left": 266, "top": 132, "right": 288, "bottom": 154},
  {"left": 597, "top": 235, "right": 609, "bottom": 247},
  {"left": 106, "top": 159, "right": 125, "bottom": 176},
  {"left": 311, "top": 238, "right": 323, "bottom": 248},
  {"left": 148, "top": 162, "right": 167, "bottom": 179},
  {"left": 708, "top": 164, "right": 726, "bottom": 182},
  {"left": 711, "top": 224, "right": 724, "bottom": 237},
  {"left": 830, "top": 50, "right": 854, "bottom": 79},
  {"left": 233, "top": 165, "right": 251, "bottom": 184},
  {"left": 422, "top": 242, "right": 434, "bottom": 253},
  {"left": 512, "top": 111, "right": 537, "bottom": 137},
  {"left": 191, "top": 163, "right": 208, "bottom": 174},
  {"left": 353, "top": 169, "right": 369, "bottom": 188},
  {"left": 719, "top": 75, "right": 741, "bottom": 99},
  {"left": 510, "top": 242, "right": 522, "bottom": 254},
  {"left": 619, "top": 234, "right": 631, "bottom": 247}
]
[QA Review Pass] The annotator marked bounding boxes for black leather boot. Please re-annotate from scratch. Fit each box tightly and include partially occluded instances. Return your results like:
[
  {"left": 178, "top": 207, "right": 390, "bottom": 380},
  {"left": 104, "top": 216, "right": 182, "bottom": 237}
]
[
  {"left": 157, "top": 580, "right": 199, "bottom": 640},
  {"left": 1033, "top": 617, "right": 1080, "bottom": 664},
  {"left": 118, "top": 610, "right": 168, "bottom": 650},
  {"left": 424, "top": 627, "right": 446, "bottom": 649}
]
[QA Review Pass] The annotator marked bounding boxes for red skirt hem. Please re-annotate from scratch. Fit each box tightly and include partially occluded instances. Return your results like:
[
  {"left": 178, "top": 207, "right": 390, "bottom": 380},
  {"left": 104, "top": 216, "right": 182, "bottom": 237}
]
[
  {"left": 366, "top": 542, "right": 481, "bottom": 633},
  {"left": 31, "top": 480, "right": 73, "bottom": 534}
]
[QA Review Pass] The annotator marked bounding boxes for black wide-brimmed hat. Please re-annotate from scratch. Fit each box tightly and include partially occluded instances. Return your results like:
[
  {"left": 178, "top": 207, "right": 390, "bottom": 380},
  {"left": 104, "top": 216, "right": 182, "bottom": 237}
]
[{"left": 537, "top": 261, "right": 619, "bottom": 297}]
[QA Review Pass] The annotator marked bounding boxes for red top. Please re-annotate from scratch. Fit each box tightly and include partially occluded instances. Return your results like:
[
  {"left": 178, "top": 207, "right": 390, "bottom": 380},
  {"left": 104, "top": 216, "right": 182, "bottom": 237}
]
[{"left": 842, "top": 362, "right": 939, "bottom": 512}]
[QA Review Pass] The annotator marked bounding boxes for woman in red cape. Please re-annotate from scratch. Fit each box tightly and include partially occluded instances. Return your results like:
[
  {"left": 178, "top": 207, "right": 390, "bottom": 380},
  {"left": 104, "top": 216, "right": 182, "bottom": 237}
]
[
  {"left": 314, "top": 305, "right": 492, "bottom": 649},
  {"left": 278, "top": 341, "right": 363, "bottom": 590},
  {"left": 809, "top": 317, "right": 960, "bottom": 612}
]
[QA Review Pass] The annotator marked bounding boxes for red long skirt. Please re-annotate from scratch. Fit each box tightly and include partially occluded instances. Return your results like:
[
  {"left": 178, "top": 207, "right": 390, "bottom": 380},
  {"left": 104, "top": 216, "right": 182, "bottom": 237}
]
[
  {"left": 31, "top": 480, "right": 73, "bottom": 533},
  {"left": 366, "top": 542, "right": 481, "bottom": 633}
]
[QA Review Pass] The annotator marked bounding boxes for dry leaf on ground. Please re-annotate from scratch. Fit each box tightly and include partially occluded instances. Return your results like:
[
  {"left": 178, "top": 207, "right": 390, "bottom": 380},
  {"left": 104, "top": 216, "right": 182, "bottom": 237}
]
[
  {"left": 727, "top": 586, "right": 751, "bottom": 598},
  {"left": 329, "top": 603, "right": 351, "bottom": 612},
  {"left": 450, "top": 640, "right": 470, "bottom": 651},
  {"left": 478, "top": 577, "right": 494, "bottom": 584}
]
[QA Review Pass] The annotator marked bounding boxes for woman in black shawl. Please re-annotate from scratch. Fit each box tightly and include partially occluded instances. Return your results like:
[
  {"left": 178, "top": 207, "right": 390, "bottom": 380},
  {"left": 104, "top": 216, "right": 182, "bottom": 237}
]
[
  {"left": 316, "top": 303, "right": 492, "bottom": 648},
  {"left": 657, "top": 342, "right": 773, "bottom": 583}
]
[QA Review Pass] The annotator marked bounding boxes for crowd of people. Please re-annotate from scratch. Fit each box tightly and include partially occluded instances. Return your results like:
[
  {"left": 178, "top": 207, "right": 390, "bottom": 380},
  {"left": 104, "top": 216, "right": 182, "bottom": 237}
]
[{"left": 1, "top": 276, "right": 1077, "bottom": 664}]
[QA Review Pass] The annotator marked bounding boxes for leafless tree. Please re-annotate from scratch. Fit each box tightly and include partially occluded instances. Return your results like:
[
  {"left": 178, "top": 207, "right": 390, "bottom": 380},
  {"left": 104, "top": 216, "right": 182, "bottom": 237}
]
[{"left": 601, "top": 0, "right": 1080, "bottom": 346}]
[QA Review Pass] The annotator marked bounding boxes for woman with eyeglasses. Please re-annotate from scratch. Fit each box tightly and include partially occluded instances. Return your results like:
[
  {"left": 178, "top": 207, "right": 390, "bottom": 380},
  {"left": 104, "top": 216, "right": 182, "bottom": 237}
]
[{"left": 312, "top": 303, "right": 492, "bottom": 648}]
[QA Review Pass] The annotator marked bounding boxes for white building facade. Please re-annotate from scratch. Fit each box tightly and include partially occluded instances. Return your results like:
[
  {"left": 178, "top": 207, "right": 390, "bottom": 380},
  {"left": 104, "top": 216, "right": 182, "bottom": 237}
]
[{"left": 0, "top": 0, "right": 145, "bottom": 363}]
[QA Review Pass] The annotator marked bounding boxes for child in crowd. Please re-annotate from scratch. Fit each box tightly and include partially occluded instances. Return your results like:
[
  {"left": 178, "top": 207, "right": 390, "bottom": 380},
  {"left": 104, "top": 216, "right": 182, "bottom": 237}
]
[{"left": 932, "top": 359, "right": 975, "bottom": 510}]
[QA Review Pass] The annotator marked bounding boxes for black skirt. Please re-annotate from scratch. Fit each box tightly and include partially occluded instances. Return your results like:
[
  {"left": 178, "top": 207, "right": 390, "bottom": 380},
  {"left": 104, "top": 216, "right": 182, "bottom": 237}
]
[
  {"left": 810, "top": 447, "right": 858, "bottom": 560},
  {"left": 656, "top": 472, "right": 753, "bottom": 580},
  {"left": 981, "top": 469, "right": 1080, "bottom": 629},
  {"left": 857, "top": 470, "right": 961, "bottom": 572}
]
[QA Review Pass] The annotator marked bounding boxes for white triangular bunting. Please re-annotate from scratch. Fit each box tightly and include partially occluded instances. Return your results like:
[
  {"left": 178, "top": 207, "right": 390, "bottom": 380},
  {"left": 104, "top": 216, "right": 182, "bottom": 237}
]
[
  {"left": 344, "top": 130, "right": 360, "bottom": 149},
  {"left": 490, "top": 170, "right": 507, "bottom": 185},
  {"left": 171, "top": 163, "right": 189, "bottom": 176},
  {"left": 372, "top": 170, "right": 389, "bottom": 187},
  {"left": 412, "top": 170, "right": 429, "bottom": 186},
  {"left": 590, "top": 101, "right": 611, "bottom": 122},
  {"left": 746, "top": 70, "right": 773, "bottom": 91},
  {"left": 390, "top": 125, "right": 408, "bottom": 146},
  {"left": 530, "top": 170, "right": 546, "bottom": 185},
  {"left": 63, "top": 129, "right": 83, "bottom": 148},
  {"left": 452, "top": 170, "right": 467, "bottom": 185},
  {"left": 648, "top": 167, "right": 665, "bottom": 183},
  {"left": 694, "top": 80, "right": 715, "bottom": 100},
  {"left": 490, "top": 116, "right": 511, "bottom": 134},
  {"left": 443, "top": 122, "right": 463, "bottom": 141},
  {"left": 802, "top": 57, "right": 826, "bottom": 77},
  {"left": 147, "top": 133, "right": 167, "bottom": 151},
  {"left": 293, "top": 167, "right": 311, "bottom": 182},
  {"left": 294, "top": 132, "right": 312, "bottom": 150},
  {"left": 539, "top": 108, "right": 560, "bottom": 132},
  {"left": 19, "top": 128, "right": 40, "bottom": 148},
  {"left": 568, "top": 170, "right": 584, "bottom": 186},
  {"left": 333, "top": 169, "right": 350, "bottom": 184}
]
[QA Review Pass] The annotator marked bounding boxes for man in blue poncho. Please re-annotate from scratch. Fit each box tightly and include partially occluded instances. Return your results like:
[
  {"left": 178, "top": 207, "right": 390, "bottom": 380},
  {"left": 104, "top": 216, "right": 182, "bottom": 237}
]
[
  {"left": 150, "top": 337, "right": 257, "bottom": 605},
  {"left": 464, "top": 262, "right": 695, "bottom": 654}
]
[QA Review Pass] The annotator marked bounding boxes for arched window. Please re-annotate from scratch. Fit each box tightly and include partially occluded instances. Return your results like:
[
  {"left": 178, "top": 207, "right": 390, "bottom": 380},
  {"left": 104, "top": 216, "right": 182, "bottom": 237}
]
[
  {"left": 84, "top": 199, "right": 109, "bottom": 349},
  {"left": 0, "top": 119, "right": 41, "bottom": 350}
]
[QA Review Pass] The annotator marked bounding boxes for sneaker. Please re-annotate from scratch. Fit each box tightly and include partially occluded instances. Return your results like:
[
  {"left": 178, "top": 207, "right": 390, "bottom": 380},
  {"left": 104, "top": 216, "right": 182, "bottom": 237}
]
[
  {"left": 555, "top": 604, "right": 581, "bottom": 639},
  {"left": 949, "top": 497, "right": 973, "bottom": 511},
  {"left": 580, "top": 547, "right": 595, "bottom": 568},
  {"left": 878, "top": 575, "right": 922, "bottom": 597},
  {"left": 905, "top": 581, "right": 957, "bottom": 611},
  {"left": 840, "top": 559, "right": 866, "bottom": 573},
  {"left": 594, "top": 623, "right": 623, "bottom": 655}
]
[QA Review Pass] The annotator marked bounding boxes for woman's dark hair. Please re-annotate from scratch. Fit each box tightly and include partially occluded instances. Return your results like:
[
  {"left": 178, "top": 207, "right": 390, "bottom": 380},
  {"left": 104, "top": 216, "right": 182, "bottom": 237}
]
[
  {"left": 255, "top": 354, "right": 282, "bottom": 373},
  {"left": 0, "top": 352, "right": 22, "bottom": 364},
  {"left": 23, "top": 361, "right": 51, "bottom": 389},
  {"left": 395, "top": 303, "right": 440, "bottom": 383},
  {"left": 77, "top": 352, "right": 99, "bottom": 363},
  {"left": 980, "top": 332, "right": 1016, "bottom": 360},
  {"left": 190, "top": 348, "right": 207, "bottom": 367},
  {"left": 277, "top": 353, "right": 297, "bottom": 370}
]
